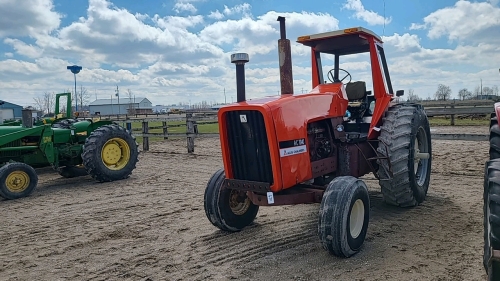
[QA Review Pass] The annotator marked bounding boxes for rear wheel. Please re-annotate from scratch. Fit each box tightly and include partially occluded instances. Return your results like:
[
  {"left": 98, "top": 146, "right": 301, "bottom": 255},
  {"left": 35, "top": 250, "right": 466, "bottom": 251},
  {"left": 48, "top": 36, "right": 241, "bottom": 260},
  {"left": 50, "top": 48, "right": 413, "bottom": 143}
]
[
  {"left": 82, "top": 124, "right": 139, "bottom": 182},
  {"left": 318, "top": 176, "right": 370, "bottom": 257},
  {"left": 204, "top": 169, "right": 259, "bottom": 232},
  {"left": 377, "top": 104, "right": 432, "bottom": 207},
  {"left": 0, "top": 162, "right": 38, "bottom": 200},
  {"left": 485, "top": 115, "right": 500, "bottom": 280}
]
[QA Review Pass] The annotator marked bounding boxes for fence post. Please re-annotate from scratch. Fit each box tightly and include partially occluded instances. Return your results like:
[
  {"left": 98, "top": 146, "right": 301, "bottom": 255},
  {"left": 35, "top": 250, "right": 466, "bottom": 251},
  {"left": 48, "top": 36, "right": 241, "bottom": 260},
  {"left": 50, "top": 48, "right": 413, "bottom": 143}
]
[
  {"left": 162, "top": 121, "right": 168, "bottom": 140},
  {"left": 126, "top": 120, "right": 132, "bottom": 131},
  {"left": 142, "top": 121, "right": 149, "bottom": 151},
  {"left": 450, "top": 104, "right": 455, "bottom": 126},
  {"left": 186, "top": 113, "right": 195, "bottom": 153}
]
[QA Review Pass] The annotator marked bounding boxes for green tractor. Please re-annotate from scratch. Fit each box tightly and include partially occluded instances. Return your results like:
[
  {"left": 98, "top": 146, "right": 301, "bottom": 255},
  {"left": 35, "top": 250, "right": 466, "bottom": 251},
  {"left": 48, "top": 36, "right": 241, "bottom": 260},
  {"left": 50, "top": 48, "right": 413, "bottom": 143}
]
[{"left": 0, "top": 93, "right": 139, "bottom": 200}]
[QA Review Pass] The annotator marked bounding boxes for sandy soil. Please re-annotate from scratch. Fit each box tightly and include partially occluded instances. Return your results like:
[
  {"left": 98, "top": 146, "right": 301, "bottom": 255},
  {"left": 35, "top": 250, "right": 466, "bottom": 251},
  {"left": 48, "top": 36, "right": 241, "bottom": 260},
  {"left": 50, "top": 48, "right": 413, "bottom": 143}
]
[{"left": 0, "top": 125, "right": 490, "bottom": 281}]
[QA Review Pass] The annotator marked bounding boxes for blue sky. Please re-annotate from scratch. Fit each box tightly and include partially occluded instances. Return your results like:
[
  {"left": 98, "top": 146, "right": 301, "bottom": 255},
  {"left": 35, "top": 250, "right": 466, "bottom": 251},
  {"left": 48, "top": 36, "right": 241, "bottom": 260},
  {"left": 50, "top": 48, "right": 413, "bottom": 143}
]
[{"left": 0, "top": 0, "right": 499, "bottom": 108}]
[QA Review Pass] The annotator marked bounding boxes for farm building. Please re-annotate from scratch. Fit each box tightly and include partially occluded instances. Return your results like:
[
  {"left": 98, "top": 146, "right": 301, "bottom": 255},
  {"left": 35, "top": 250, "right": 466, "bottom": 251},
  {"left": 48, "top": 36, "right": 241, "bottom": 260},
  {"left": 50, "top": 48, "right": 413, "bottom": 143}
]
[
  {"left": 0, "top": 100, "right": 23, "bottom": 123},
  {"left": 89, "top": 97, "right": 153, "bottom": 115}
]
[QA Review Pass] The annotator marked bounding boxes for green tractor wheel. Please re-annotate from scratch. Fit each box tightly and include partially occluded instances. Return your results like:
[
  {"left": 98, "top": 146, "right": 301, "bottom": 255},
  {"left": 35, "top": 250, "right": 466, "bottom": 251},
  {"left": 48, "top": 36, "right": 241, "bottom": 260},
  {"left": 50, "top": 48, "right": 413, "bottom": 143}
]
[
  {"left": 82, "top": 124, "right": 139, "bottom": 182},
  {"left": 0, "top": 162, "right": 38, "bottom": 200}
]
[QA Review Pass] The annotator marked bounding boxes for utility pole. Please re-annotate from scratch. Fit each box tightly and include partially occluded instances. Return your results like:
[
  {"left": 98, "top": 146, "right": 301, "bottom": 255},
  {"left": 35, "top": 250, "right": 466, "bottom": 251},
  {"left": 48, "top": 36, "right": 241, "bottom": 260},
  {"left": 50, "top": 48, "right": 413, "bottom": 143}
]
[
  {"left": 224, "top": 88, "right": 226, "bottom": 104},
  {"left": 115, "top": 85, "right": 120, "bottom": 115},
  {"left": 481, "top": 79, "right": 483, "bottom": 100}
]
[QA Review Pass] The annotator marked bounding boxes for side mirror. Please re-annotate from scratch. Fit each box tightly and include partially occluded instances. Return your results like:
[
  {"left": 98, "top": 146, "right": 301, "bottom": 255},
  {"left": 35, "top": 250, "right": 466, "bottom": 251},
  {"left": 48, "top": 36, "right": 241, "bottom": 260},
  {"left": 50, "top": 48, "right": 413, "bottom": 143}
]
[{"left": 396, "top": 90, "right": 404, "bottom": 97}]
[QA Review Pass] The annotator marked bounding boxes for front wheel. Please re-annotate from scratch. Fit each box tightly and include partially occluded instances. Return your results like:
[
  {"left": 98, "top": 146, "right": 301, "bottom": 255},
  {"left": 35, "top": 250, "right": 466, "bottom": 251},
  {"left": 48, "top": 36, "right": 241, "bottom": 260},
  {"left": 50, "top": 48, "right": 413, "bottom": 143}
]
[
  {"left": 204, "top": 169, "right": 259, "bottom": 232},
  {"left": 0, "top": 162, "right": 38, "bottom": 200},
  {"left": 318, "top": 176, "right": 370, "bottom": 258}
]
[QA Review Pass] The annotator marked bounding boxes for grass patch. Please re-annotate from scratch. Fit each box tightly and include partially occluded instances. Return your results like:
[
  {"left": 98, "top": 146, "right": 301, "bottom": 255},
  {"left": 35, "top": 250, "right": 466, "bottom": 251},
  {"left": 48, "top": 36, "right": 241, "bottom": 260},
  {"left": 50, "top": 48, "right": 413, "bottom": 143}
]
[{"left": 428, "top": 117, "right": 489, "bottom": 126}]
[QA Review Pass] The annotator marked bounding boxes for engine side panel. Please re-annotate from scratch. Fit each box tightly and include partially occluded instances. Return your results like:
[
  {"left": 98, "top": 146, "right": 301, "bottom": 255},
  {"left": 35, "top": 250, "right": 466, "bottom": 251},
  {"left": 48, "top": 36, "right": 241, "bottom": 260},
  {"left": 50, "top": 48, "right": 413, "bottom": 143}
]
[{"left": 218, "top": 83, "right": 348, "bottom": 192}]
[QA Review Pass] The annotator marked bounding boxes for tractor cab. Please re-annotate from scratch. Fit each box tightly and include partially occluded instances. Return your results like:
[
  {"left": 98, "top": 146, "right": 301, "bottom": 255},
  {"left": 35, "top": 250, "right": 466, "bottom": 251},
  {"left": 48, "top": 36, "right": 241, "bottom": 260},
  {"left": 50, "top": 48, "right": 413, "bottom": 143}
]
[{"left": 297, "top": 27, "right": 402, "bottom": 133}]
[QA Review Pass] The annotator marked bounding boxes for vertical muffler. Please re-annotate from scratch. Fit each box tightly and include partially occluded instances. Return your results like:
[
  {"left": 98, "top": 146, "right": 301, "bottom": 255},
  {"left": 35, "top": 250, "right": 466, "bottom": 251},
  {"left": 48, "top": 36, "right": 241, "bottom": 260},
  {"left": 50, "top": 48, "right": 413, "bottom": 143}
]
[
  {"left": 231, "top": 53, "right": 249, "bottom": 102},
  {"left": 277, "top": 16, "right": 294, "bottom": 95}
]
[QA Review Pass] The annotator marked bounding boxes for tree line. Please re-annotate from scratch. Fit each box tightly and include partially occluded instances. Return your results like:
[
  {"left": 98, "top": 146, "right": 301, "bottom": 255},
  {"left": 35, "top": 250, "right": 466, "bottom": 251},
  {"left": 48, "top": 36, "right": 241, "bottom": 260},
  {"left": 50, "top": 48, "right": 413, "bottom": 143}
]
[{"left": 406, "top": 84, "right": 499, "bottom": 102}]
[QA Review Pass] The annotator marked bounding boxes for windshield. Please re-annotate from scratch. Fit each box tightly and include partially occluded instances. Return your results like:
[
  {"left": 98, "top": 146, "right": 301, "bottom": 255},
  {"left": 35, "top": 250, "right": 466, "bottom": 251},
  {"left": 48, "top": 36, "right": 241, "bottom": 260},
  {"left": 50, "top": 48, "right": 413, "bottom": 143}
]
[{"left": 319, "top": 52, "right": 373, "bottom": 90}]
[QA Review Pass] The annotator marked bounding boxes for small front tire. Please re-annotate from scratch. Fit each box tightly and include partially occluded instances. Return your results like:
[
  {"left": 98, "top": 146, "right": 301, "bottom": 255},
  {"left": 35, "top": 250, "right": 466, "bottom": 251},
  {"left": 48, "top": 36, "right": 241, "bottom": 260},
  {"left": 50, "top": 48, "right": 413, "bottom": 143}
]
[
  {"left": 204, "top": 169, "right": 259, "bottom": 232},
  {"left": 318, "top": 176, "right": 370, "bottom": 258},
  {"left": 0, "top": 162, "right": 38, "bottom": 200}
]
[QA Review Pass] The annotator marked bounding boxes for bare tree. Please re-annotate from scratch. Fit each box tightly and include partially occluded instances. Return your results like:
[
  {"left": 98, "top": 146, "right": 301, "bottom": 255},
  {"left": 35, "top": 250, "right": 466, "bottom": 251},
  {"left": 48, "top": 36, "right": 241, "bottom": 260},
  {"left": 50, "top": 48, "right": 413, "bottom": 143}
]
[
  {"left": 483, "top": 86, "right": 494, "bottom": 96},
  {"left": 406, "top": 89, "right": 422, "bottom": 102},
  {"left": 434, "top": 84, "right": 451, "bottom": 101},
  {"left": 126, "top": 89, "right": 135, "bottom": 115},
  {"left": 74, "top": 85, "right": 91, "bottom": 110},
  {"left": 493, "top": 85, "right": 499, "bottom": 96},
  {"left": 458, "top": 88, "right": 472, "bottom": 100},
  {"left": 33, "top": 92, "right": 55, "bottom": 114}
]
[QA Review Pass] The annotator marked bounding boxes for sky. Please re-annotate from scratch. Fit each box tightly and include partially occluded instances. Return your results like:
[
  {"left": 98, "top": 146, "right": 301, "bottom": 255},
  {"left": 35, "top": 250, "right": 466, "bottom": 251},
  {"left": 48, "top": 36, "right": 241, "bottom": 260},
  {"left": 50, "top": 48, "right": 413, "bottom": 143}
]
[{"left": 0, "top": 0, "right": 499, "bottom": 107}]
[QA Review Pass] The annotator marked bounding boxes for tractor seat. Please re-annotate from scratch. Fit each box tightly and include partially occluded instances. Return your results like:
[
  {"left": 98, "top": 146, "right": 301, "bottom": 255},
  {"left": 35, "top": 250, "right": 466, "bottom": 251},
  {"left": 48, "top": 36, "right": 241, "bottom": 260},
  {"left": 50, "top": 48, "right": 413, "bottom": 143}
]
[{"left": 345, "top": 81, "right": 367, "bottom": 102}]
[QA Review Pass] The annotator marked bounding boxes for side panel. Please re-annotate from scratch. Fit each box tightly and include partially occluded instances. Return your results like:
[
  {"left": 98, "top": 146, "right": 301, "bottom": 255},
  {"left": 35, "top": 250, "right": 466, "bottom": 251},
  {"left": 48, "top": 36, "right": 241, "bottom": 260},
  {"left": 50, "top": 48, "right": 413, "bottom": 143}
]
[{"left": 271, "top": 91, "right": 347, "bottom": 190}]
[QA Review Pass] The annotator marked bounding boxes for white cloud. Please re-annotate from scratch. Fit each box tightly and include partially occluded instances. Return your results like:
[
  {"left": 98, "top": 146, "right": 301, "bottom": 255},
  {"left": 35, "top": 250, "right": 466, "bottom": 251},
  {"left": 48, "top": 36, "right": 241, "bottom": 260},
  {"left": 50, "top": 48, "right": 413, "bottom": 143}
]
[
  {"left": 223, "top": 3, "right": 251, "bottom": 16},
  {"left": 208, "top": 10, "right": 224, "bottom": 20},
  {"left": 343, "top": 0, "right": 391, "bottom": 26},
  {"left": 4, "top": 53, "right": 13, "bottom": 58},
  {"left": 414, "top": 0, "right": 500, "bottom": 43},
  {"left": 173, "top": 2, "right": 197, "bottom": 14},
  {"left": 0, "top": 0, "right": 61, "bottom": 38},
  {"left": 3, "top": 39, "right": 44, "bottom": 58}
]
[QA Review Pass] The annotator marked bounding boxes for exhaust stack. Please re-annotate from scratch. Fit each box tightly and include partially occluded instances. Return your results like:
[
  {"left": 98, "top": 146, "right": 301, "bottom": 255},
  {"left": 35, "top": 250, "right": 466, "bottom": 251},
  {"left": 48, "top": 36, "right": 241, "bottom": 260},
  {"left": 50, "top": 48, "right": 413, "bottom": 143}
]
[
  {"left": 277, "top": 16, "right": 294, "bottom": 95},
  {"left": 231, "top": 53, "right": 250, "bottom": 103}
]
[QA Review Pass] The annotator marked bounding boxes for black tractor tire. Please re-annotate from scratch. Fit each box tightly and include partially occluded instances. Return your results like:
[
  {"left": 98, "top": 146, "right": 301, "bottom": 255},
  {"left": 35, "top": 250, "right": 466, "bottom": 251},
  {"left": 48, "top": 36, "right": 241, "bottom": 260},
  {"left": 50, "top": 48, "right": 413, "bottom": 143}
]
[
  {"left": 490, "top": 117, "right": 500, "bottom": 160},
  {"left": 204, "top": 169, "right": 259, "bottom": 232},
  {"left": 376, "top": 104, "right": 432, "bottom": 207},
  {"left": 318, "top": 176, "right": 370, "bottom": 258},
  {"left": 82, "top": 124, "right": 139, "bottom": 182},
  {"left": 57, "top": 165, "right": 88, "bottom": 178},
  {"left": 0, "top": 162, "right": 38, "bottom": 200},
  {"left": 484, "top": 159, "right": 500, "bottom": 280}
]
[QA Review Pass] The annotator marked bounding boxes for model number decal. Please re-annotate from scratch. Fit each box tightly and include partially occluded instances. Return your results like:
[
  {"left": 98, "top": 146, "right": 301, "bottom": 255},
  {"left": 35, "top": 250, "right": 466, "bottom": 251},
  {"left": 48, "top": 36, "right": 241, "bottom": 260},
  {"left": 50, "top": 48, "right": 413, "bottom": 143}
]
[{"left": 279, "top": 138, "right": 306, "bottom": 149}]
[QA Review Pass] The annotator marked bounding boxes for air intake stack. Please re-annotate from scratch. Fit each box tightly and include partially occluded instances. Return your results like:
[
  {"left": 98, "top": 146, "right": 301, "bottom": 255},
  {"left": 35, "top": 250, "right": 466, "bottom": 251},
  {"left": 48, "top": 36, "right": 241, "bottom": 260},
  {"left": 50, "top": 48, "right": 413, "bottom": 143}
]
[
  {"left": 231, "top": 53, "right": 250, "bottom": 103},
  {"left": 277, "top": 16, "right": 294, "bottom": 95}
]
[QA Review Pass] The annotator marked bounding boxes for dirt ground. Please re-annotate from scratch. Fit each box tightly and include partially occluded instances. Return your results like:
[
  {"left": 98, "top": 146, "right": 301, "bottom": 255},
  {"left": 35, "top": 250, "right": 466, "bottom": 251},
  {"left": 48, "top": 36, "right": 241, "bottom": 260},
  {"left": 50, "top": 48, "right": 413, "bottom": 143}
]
[{"left": 0, "top": 125, "right": 490, "bottom": 281}]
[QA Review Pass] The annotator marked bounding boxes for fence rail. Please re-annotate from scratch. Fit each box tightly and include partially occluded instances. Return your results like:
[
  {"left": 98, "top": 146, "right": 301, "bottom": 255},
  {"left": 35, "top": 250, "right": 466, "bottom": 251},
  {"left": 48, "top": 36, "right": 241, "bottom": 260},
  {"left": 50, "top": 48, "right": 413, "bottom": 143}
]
[{"left": 106, "top": 102, "right": 493, "bottom": 152}]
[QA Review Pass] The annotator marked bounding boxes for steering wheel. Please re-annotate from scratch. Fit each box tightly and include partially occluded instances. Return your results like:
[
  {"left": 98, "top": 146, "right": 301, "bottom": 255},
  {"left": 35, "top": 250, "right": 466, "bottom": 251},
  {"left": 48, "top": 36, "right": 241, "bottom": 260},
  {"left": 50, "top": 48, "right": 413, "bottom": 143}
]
[{"left": 327, "top": 68, "right": 352, "bottom": 83}]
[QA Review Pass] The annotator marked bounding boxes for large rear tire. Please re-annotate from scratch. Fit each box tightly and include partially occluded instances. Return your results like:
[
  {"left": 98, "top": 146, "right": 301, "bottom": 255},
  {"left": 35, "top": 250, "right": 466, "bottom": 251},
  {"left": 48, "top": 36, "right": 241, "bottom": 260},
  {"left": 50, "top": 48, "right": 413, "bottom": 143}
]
[
  {"left": 376, "top": 104, "right": 432, "bottom": 207},
  {"left": 485, "top": 115, "right": 500, "bottom": 280},
  {"left": 0, "top": 162, "right": 38, "bottom": 200},
  {"left": 318, "top": 176, "right": 370, "bottom": 258},
  {"left": 204, "top": 169, "right": 259, "bottom": 232},
  {"left": 82, "top": 124, "right": 139, "bottom": 182}
]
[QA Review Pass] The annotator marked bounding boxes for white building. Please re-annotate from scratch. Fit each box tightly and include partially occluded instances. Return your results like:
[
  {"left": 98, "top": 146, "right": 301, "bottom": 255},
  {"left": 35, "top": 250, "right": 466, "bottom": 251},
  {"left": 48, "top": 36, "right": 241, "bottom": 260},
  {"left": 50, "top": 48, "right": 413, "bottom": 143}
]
[{"left": 89, "top": 97, "right": 153, "bottom": 115}]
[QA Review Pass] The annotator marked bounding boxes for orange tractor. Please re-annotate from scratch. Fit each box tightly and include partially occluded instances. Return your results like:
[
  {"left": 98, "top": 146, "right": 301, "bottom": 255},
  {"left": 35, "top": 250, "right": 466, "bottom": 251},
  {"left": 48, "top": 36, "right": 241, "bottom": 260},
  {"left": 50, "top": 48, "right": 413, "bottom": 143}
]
[{"left": 204, "top": 17, "right": 432, "bottom": 257}]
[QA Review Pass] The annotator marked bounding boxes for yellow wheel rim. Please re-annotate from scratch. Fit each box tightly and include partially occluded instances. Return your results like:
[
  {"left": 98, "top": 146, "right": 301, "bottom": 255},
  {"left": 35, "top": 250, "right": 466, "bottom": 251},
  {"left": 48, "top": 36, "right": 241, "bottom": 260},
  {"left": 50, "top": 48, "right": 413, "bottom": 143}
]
[
  {"left": 101, "top": 138, "right": 131, "bottom": 170},
  {"left": 5, "top": 171, "right": 30, "bottom": 192}
]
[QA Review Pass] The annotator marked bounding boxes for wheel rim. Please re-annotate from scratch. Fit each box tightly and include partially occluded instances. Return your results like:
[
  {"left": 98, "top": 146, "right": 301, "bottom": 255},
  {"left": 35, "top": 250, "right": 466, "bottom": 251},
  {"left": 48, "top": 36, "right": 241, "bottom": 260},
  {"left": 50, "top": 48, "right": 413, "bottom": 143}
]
[
  {"left": 5, "top": 171, "right": 30, "bottom": 192},
  {"left": 414, "top": 126, "right": 430, "bottom": 186},
  {"left": 229, "top": 190, "right": 251, "bottom": 215},
  {"left": 101, "top": 137, "right": 131, "bottom": 170},
  {"left": 349, "top": 199, "right": 365, "bottom": 239}
]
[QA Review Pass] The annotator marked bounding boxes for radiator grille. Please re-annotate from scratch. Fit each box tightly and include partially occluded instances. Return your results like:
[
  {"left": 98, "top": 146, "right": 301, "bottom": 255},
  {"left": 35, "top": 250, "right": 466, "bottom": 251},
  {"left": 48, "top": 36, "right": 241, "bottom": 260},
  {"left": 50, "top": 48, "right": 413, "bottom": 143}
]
[{"left": 226, "top": 110, "right": 273, "bottom": 184}]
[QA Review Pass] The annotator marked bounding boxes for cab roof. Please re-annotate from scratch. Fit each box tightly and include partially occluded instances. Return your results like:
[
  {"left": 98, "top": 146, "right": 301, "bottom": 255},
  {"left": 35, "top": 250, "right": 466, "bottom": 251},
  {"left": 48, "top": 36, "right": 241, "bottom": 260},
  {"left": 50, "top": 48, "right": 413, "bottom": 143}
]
[{"left": 296, "top": 27, "right": 383, "bottom": 56}]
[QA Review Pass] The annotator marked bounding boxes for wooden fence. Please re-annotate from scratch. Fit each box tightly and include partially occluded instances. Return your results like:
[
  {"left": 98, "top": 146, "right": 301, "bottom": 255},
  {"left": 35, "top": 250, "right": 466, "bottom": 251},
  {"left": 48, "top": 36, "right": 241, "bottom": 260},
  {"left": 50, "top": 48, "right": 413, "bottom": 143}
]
[
  {"left": 422, "top": 100, "right": 495, "bottom": 125},
  {"left": 110, "top": 102, "right": 494, "bottom": 153},
  {"left": 119, "top": 113, "right": 218, "bottom": 152}
]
